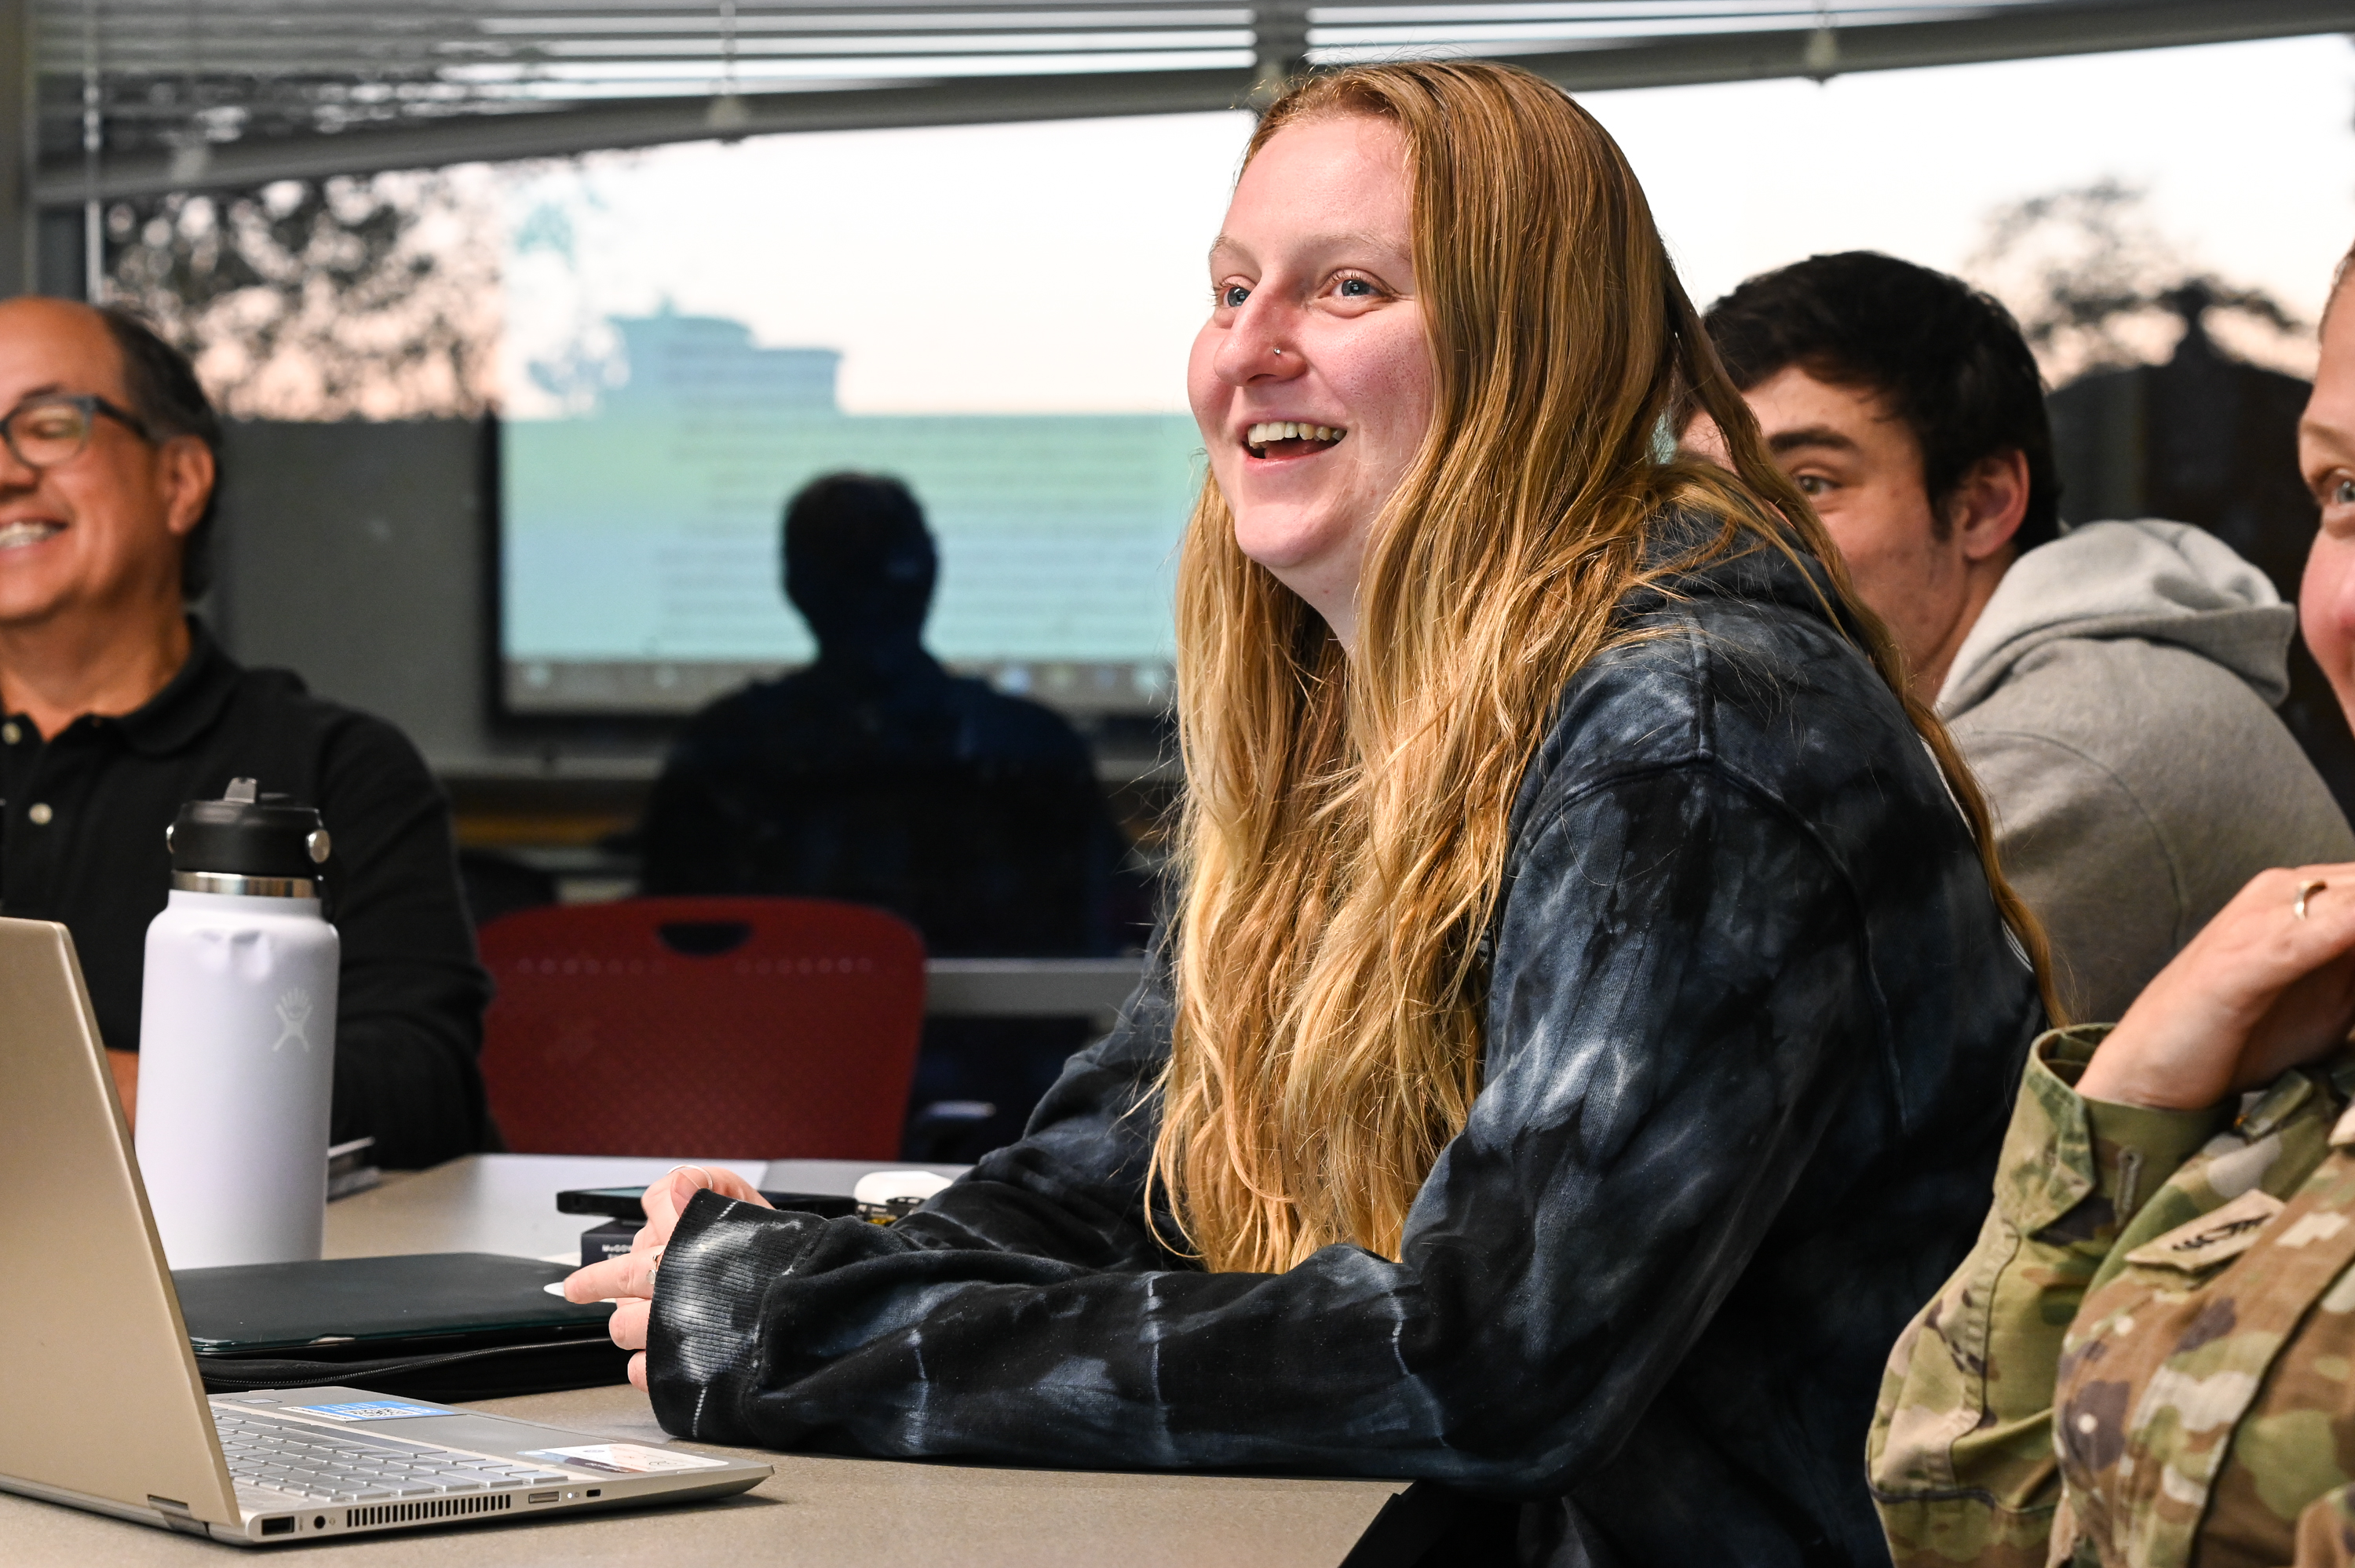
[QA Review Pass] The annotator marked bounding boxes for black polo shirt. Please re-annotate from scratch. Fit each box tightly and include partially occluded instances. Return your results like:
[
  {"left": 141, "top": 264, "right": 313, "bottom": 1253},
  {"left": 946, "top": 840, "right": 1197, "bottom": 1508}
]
[{"left": 0, "top": 619, "right": 493, "bottom": 1168}]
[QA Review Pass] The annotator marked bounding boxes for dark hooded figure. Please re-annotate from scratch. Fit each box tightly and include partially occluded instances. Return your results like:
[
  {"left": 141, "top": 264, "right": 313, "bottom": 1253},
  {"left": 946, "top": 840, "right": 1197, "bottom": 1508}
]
[{"left": 638, "top": 472, "right": 1125, "bottom": 958}]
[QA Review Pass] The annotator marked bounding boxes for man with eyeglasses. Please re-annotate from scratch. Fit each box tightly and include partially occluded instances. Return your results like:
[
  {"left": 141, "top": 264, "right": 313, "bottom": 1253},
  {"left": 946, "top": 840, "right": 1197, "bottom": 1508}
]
[{"left": 0, "top": 296, "right": 492, "bottom": 1168}]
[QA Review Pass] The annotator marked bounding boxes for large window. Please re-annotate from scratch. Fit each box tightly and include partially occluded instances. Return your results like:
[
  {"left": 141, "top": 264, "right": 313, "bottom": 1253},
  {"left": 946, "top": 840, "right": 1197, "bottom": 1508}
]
[{"left": 491, "top": 35, "right": 2353, "bottom": 716}]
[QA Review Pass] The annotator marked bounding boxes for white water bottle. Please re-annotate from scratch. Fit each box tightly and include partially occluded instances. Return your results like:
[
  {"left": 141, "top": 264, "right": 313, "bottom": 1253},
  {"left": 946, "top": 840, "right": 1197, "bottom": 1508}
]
[{"left": 135, "top": 778, "right": 340, "bottom": 1269}]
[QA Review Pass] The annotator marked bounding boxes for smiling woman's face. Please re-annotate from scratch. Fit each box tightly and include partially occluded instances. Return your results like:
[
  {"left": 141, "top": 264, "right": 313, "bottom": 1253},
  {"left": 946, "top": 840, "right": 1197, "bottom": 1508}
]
[
  {"left": 1187, "top": 113, "right": 1433, "bottom": 652},
  {"left": 2302, "top": 279, "right": 2355, "bottom": 713}
]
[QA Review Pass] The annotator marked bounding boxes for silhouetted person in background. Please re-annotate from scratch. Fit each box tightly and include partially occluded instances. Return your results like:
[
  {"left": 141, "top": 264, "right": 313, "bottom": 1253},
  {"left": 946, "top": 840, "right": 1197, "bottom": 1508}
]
[
  {"left": 639, "top": 472, "right": 1126, "bottom": 956},
  {"left": 639, "top": 475, "right": 1136, "bottom": 1158}
]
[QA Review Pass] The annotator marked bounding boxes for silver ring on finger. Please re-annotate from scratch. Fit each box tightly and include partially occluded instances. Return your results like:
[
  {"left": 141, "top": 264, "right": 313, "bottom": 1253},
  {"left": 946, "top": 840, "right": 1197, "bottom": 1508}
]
[{"left": 2297, "top": 878, "right": 2328, "bottom": 920}]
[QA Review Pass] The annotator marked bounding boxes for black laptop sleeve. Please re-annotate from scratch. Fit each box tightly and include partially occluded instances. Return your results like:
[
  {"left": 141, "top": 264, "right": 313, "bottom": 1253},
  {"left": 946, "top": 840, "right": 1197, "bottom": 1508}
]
[{"left": 175, "top": 1253, "right": 630, "bottom": 1402}]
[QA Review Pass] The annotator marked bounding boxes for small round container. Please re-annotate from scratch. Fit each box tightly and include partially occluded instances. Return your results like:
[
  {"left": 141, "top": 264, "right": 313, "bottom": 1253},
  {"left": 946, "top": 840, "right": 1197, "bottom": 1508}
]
[{"left": 852, "top": 1169, "right": 955, "bottom": 1224}]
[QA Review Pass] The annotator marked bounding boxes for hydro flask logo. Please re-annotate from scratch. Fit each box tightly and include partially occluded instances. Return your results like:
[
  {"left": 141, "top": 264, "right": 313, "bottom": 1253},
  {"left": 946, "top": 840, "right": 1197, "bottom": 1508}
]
[{"left": 272, "top": 988, "right": 316, "bottom": 1053}]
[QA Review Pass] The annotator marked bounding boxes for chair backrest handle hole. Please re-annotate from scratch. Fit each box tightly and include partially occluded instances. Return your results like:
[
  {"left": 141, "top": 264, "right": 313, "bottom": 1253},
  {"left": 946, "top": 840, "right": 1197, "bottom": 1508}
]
[{"left": 657, "top": 920, "right": 754, "bottom": 957}]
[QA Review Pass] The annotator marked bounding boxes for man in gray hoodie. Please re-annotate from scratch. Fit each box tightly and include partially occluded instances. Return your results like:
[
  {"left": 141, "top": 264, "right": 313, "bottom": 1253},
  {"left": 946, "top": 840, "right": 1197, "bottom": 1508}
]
[{"left": 1694, "top": 252, "right": 2352, "bottom": 1022}]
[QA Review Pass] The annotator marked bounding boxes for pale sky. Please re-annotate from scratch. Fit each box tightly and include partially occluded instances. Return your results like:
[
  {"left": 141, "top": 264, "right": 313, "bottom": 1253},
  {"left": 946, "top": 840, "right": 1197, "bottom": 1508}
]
[{"left": 499, "top": 32, "right": 2355, "bottom": 418}]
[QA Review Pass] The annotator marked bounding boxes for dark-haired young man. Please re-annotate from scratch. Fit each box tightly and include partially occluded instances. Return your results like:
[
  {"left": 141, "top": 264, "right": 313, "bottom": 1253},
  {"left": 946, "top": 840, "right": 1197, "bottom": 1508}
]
[
  {"left": 0, "top": 295, "right": 491, "bottom": 1167},
  {"left": 1693, "top": 251, "right": 2352, "bottom": 1020}
]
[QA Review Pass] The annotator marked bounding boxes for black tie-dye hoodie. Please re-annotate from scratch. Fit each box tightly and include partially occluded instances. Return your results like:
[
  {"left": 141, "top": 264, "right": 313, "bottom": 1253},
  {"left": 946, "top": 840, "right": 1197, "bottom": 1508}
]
[{"left": 648, "top": 517, "right": 2046, "bottom": 1566}]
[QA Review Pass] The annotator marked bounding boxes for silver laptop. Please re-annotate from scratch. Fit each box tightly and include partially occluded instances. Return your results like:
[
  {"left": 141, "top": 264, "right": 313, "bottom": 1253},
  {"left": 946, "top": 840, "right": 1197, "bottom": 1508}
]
[{"left": 0, "top": 916, "right": 772, "bottom": 1544}]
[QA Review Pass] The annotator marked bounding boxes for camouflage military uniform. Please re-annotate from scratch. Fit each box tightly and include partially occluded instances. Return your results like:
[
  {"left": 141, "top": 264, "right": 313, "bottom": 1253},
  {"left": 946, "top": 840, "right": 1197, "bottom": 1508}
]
[{"left": 1870, "top": 1024, "right": 2355, "bottom": 1567}]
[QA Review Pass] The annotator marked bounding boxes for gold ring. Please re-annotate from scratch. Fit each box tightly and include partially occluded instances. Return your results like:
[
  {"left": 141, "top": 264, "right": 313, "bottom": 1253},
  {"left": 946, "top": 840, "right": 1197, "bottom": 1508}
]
[{"left": 2298, "top": 879, "right": 2328, "bottom": 920}]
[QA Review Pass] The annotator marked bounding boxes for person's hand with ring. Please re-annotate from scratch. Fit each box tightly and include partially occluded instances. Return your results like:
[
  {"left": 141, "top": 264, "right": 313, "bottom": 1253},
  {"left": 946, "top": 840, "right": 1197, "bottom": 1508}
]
[
  {"left": 2077, "top": 862, "right": 2355, "bottom": 1110},
  {"left": 562, "top": 1165, "right": 772, "bottom": 1390}
]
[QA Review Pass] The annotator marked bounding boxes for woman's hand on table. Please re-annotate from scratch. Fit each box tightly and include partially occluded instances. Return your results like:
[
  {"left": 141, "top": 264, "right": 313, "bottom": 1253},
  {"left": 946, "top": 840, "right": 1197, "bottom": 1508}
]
[
  {"left": 2078, "top": 864, "right": 2355, "bottom": 1111},
  {"left": 562, "top": 1165, "right": 772, "bottom": 1391}
]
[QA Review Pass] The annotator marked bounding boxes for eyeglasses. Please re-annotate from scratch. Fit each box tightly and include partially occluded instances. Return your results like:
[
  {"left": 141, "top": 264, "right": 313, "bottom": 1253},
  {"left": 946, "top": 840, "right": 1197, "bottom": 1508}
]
[{"left": 0, "top": 394, "right": 156, "bottom": 472}]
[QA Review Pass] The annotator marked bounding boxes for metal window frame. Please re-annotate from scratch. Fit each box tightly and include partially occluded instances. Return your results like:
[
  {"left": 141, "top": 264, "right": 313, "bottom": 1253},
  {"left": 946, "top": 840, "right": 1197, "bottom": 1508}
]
[{"left": 8, "top": 0, "right": 2354, "bottom": 294}]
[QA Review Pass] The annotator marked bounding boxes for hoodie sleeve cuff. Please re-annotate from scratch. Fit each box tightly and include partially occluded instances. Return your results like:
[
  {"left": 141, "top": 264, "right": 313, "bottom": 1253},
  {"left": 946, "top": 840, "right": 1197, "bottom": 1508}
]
[{"left": 646, "top": 1190, "right": 834, "bottom": 1440}]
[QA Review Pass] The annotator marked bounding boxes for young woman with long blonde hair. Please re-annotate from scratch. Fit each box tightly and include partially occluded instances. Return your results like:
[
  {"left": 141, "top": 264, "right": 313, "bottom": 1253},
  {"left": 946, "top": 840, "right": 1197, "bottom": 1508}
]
[{"left": 575, "top": 61, "right": 2049, "bottom": 1563}]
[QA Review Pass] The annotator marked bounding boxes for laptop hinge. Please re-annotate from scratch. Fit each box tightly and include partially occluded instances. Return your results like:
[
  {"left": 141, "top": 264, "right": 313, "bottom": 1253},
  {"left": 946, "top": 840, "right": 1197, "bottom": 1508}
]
[{"left": 148, "top": 1495, "right": 207, "bottom": 1537}]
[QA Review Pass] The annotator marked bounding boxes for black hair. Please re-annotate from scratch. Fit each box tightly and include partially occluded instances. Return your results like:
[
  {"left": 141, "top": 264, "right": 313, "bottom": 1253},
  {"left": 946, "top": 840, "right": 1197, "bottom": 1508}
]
[
  {"left": 96, "top": 306, "right": 223, "bottom": 600},
  {"left": 780, "top": 472, "right": 937, "bottom": 642},
  {"left": 1703, "top": 252, "right": 2061, "bottom": 553}
]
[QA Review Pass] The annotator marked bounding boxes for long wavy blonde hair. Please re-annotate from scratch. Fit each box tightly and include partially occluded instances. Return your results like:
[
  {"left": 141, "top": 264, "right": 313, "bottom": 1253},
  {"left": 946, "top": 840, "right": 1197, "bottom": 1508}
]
[{"left": 1149, "top": 61, "right": 2055, "bottom": 1275}]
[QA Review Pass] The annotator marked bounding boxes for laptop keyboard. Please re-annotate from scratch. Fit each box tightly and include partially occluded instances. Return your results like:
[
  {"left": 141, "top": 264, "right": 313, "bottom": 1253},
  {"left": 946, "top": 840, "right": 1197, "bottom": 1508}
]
[{"left": 211, "top": 1409, "right": 574, "bottom": 1504}]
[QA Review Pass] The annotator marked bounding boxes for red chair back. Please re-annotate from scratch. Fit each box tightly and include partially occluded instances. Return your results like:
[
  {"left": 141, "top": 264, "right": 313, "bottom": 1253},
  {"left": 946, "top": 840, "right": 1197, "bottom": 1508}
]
[{"left": 478, "top": 897, "right": 926, "bottom": 1158}]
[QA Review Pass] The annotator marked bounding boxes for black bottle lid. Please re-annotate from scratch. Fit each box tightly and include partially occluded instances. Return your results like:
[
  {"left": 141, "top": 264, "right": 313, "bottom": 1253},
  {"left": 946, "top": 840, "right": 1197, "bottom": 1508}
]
[{"left": 166, "top": 779, "right": 331, "bottom": 880}]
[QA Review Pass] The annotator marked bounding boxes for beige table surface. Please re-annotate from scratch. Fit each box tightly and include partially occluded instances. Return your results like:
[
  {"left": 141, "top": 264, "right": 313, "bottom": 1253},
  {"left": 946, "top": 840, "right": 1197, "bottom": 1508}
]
[
  {"left": 2, "top": 1154, "right": 1408, "bottom": 1566},
  {"left": 318, "top": 1152, "right": 976, "bottom": 1263}
]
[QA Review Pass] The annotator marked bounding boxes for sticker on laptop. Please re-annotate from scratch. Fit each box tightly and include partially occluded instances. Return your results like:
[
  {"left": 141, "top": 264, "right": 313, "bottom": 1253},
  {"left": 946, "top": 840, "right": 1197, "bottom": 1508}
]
[
  {"left": 284, "top": 1401, "right": 455, "bottom": 1423},
  {"left": 517, "top": 1444, "right": 731, "bottom": 1475}
]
